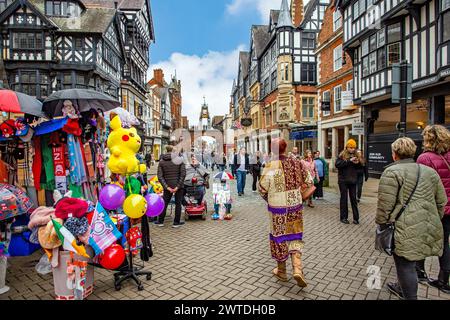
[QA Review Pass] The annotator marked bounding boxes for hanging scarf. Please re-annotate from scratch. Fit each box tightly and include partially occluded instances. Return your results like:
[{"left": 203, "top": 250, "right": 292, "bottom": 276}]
[
  {"left": 67, "top": 134, "right": 87, "bottom": 186},
  {"left": 40, "top": 135, "right": 55, "bottom": 191}
]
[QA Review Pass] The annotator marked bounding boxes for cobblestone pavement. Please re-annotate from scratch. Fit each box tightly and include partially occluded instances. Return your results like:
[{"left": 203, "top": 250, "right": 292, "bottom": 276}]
[{"left": 1, "top": 168, "right": 449, "bottom": 300}]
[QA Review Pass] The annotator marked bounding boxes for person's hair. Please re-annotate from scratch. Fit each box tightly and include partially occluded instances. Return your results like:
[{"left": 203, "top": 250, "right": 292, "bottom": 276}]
[
  {"left": 304, "top": 149, "right": 312, "bottom": 158},
  {"left": 166, "top": 145, "right": 174, "bottom": 153},
  {"left": 391, "top": 137, "right": 417, "bottom": 159},
  {"left": 271, "top": 138, "right": 287, "bottom": 155},
  {"left": 422, "top": 125, "right": 450, "bottom": 154}
]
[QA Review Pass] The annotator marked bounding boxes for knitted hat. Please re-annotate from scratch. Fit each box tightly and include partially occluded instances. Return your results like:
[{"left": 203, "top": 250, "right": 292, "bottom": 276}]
[
  {"left": 55, "top": 198, "right": 88, "bottom": 220},
  {"left": 38, "top": 219, "right": 63, "bottom": 249},
  {"left": 346, "top": 139, "right": 357, "bottom": 149},
  {"left": 64, "top": 217, "right": 89, "bottom": 237}
]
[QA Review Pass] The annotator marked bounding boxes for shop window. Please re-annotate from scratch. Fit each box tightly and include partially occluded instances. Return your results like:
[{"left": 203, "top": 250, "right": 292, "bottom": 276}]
[
  {"left": 443, "top": 12, "right": 450, "bottom": 42},
  {"left": 373, "top": 104, "right": 429, "bottom": 134}
]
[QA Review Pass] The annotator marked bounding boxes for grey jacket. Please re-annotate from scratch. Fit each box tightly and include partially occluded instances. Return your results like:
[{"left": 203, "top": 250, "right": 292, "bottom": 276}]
[
  {"left": 184, "top": 164, "right": 209, "bottom": 187},
  {"left": 376, "top": 159, "right": 447, "bottom": 261}
]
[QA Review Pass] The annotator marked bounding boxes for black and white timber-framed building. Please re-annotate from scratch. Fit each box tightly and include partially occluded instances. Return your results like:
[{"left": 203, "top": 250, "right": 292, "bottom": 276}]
[
  {"left": 0, "top": 1, "right": 155, "bottom": 147},
  {"left": 337, "top": 0, "right": 450, "bottom": 175}
]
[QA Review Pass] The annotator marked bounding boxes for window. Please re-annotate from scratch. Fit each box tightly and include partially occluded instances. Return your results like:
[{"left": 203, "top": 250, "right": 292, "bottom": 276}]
[
  {"left": 346, "top": 79, "right": 353, "bottom": 91},
  {"left": 387, "top": 42, "right": 401, "bottom": 65},
  {"left": 301, "top": 33, "right": 315, "bottom": 48},
  {"left": 444, "top": 12, "right": 450, "bottom": 42},
  {"left": 63, "top": 72, "right": 72, "bottom": 89},
  {"left": 353, "top": 0, "right": 359, "bottom": 19},
  {"left": 387, "top": 23, "right": 401, "bottom": 43},
  {"left": 362, "top": 38, "right": 369, "bottom": 56},
  {"left": 369, "top": 52, "right": 377, "bottom": 73},
  {"left": 369, "top": 34, "right": 377, "bottom": 52},
  {"left": 322, "top": 91, "right": 330, "bottom": 116},
  {"left": 378, "top": 48, "right": 386, "bottom": 69},
  {"left": 443, "top": 0, "right": 450, "bottom": 10},
  {"left": 46, "top": 1, "right": 81, "bottom": 17},
  {"left": 302, "top": 97, "right": 315, "bottom": 119},
  {"left": 362, "top": 56, "right": 369, "bottom": 77},
  {"left": 334, "top": 85, "right": 342, "bottom": 113},
  {"left": 301, "top": 63, "right": 316, "bottom": 83},
  {"left": 20, "top": 71, "right": 37, "bottom": 96},
  {"left": 13, "top": 33, "right": 43, "bottom": 50},
  {"left": 334, "top": 45, "right": 343, "bottom": 71},
  {"left": 74, "top": 38, "right": 83, "bottom": 50},
  {"left": 333, "top": 10, "right": 342, "bottom": 31},
  {"left": 280, "top": 63, "right": 289, "bottom": 82},
  {"left": 265, "top": 107, "right": 271, "bottom": 127},
  {"left": 0, "top": 0, "right": 14, "bottom": 12},
  {"left": 271, "top": 70, "right": 277, "bottom": 90},
  {"left": 377, "top": 28, "right": 385, "bottom": 47}
]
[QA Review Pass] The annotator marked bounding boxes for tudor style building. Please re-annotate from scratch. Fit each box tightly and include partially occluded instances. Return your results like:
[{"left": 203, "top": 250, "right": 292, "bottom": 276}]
[
  {"left": 231, "top": 0, "right": 330, "bottom": 154},
  {"left": 338, "top": 0, "right": 450, "bottom": 175}
]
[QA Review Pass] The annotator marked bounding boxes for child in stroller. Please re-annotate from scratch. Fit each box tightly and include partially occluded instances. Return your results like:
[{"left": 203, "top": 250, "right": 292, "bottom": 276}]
[{"left": 183, "top": 154, "right": 210, "bottom": 220}]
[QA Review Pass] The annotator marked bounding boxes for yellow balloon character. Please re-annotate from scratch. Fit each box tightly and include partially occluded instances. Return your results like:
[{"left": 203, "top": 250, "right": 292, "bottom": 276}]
[
  {"left": 123, "top": 194, "right": 147, "bottom": 219},
  {"left": 107, "top": 116, "right": 147, "bottom": 175}
]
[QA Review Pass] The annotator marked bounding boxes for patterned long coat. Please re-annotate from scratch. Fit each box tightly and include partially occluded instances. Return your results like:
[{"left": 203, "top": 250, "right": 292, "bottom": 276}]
[{"left": 259, "top": 155, "right": 312, "bottom": 262}]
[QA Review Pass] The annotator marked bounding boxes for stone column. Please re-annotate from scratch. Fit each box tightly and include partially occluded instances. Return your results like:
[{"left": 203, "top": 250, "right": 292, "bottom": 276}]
[
  {"left": 344, "top": 125, "right": 350, "bottom": 145},
  {"left": 321, "top": 129, "right": 328, "bottom": 157},
  {"left": 331, "top": 127, "right": 338, "bottom": 167}
]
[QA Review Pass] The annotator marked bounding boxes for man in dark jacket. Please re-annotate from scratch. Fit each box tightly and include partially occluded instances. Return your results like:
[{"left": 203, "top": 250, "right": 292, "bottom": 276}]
[
  {"left": 335, "top": 139, "right": 362, "bottom": 225},
  {"left": 233, "top": 147, "right": 250, "bottom": 196},
  {"left": 157, "top": 145, "right": 187, "bottom": 228},
  {"left": 251, "top": 151, "right": 262, "bottom": 192}
]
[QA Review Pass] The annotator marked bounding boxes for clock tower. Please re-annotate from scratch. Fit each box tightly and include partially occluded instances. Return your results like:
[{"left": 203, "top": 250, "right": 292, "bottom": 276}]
[{"left": 198, "top": 96, "right": 211, "bottom": 130}]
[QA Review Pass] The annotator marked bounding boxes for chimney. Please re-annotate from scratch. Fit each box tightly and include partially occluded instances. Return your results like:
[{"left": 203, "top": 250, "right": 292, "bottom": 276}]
[
  {"left": 291, "top": 0, "right": 304, "bottom": 27},
  {"left": 153, "top": 69, "right": 164, "bottom": 85}
]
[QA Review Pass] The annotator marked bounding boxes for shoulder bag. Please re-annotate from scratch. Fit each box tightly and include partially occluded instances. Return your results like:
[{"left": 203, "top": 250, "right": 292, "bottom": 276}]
[{"left": 375, "top": 165, "right": 421, "bottom": 256}]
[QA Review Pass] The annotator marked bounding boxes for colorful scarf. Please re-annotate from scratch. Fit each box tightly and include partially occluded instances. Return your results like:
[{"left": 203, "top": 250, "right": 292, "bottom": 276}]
[{"left": 67, "top": 134, "right": 87, "bottom": 186}]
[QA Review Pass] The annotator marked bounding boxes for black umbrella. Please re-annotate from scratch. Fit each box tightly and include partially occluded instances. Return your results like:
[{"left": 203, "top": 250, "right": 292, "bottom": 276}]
[{"left": 42, "top": 89, "right": 121, "bottom": 118}]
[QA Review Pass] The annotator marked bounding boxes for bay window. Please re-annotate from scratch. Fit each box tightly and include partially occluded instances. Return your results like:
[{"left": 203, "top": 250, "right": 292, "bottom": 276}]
[
  {"left": 387, "top": 42, "right": 401, "bottom": 65},
  {"left": 13, "top": 32, "right": 43, "bottom": 50},
  {"left": 443, "top": 11, "right": 450, "bottom": 42}
]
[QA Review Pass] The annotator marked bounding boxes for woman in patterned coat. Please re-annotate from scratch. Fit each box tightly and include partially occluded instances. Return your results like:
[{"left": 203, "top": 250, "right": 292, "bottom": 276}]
[{"left": 259, "top": 138, "right": 312, "bottom": 287}]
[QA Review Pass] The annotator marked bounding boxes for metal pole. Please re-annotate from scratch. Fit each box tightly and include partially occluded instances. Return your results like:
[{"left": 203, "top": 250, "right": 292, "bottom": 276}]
[{"left": 399, "top": 61, "right": 407, "bottom": 137}]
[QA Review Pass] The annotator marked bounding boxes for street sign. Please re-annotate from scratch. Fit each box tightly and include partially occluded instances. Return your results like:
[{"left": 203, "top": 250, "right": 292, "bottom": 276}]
[{"left": 352, "top": 122, "right": 365, "bottom": 135}]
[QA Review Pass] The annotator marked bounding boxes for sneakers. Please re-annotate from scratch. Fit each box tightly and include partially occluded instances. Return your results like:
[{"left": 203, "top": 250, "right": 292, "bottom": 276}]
[
  {"left": 154, "top": 221, "right": 164, "bottom": 227},
  {"left": 353, "top": 220, "right": 360, "bottom": 225},
  {"left": 428, "top": 278, "right": 450, "bottom": 294},
  {"left": 172, "top": 221, "right": 185, "bottom": 228},
  {"left": 387, "top": 282, "right": 404, "bottom": 300}
]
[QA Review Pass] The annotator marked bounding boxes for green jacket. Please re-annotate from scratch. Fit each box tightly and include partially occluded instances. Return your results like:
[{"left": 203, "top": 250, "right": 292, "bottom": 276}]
[{"left": 376, "top": 159, "right": 447, "bottom": 261}]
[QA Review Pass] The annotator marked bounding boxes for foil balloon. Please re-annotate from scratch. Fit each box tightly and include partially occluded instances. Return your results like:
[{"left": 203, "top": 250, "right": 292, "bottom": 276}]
[
  {"left": 99, "top": 184, "right": 126, "bottom": 210},
  {"left": 107, "top": 115, "right": 146, "bottom": 175},
  {"left": 149, "top": 176, "right": 163, "bottom": 194},
  {"left": 144, "top": 193, "right": 165, "bottom": 217},
  {"left": 123, "top": 194, "right": 147, "bottom": 219}
]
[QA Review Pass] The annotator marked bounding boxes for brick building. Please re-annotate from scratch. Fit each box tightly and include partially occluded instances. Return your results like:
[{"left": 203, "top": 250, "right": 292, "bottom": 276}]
[{"left": 316, "top": 0, "right": 360, "bottom": 167}]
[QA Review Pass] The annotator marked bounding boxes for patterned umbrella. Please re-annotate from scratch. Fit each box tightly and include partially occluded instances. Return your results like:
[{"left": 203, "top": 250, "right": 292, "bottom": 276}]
[
  {"left": 42, "top": 89, "right": 121, "bottom": 118},
  {"left": 0, "top": 184, "right": 36, "bottom": 221},
  {"left": 0, "top": 89, "right": 46, "bottom": 118},
  {"left": 213, "top": 171, "right": 234, "bottom": 180}
]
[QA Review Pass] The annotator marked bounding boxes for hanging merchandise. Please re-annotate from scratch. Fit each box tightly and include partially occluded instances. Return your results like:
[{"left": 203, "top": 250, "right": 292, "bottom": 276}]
[
  {"left": 107, "top": 116, "right": 146, "bottom": 175},
  {"left": 125, "top": 227, "right": 143, "bottom": 256},
  {"left": 51, "top": 218, "right": 89, "bottom": 258},
  {"left": 98, "top": 184, "right": 126, "bottom": 211},
  {"left": 52, "top": 145, "right": 67, "bottom": 196},
  {"left": 124, "top": 176, "right": 142, "bottom": 197},
  {"left": 40, "top": 135, "right": 56, "bottom": 191},
  {"left": 67, "top": 134, "right": 87, "bottom": 186},
  {"left": 88, "top": 203, "right": 122, "bottom": 256}
]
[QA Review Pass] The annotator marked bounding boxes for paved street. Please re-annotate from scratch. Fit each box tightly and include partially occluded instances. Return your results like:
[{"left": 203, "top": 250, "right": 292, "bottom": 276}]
[{"left": 1, "top": 168, "right": 449, "bottom": 300}]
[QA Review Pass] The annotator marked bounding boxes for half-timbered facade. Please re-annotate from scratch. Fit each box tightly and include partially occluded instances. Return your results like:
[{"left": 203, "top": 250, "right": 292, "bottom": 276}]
[
  {"left": 338, "top": 0, "right": 450, "bottom": 175},
  {"left": 231, "top": 0, "right": 330, "bottom": 153},
  {"left": 0, "top": 0, "right": 127, "bottom": 100}
]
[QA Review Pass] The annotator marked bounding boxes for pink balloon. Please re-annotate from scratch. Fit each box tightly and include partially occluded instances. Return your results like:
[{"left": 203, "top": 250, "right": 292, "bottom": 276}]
[
  {"left": 145, "top": 194, "right": 165, "bottom": 217},
  {"left": 99, "top": 184, "right": 126, "bottom": 210}
]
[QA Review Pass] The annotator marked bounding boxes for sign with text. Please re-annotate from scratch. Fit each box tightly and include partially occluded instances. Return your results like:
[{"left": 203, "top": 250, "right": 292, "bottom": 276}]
[
  {"left": 352, "top": 122, "right": 365, "bottom": 135},
  {"left": 341, "top": 90, "right": 354, "bottom": 108},
  {"left": 367, "top": 142, "right": 392, "bottom": 174}
]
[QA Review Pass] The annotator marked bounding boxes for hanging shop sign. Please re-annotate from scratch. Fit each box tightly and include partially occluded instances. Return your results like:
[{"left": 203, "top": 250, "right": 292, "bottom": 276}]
[
  {"left": 352, "top": 122, "right": 365, "bottom": 135},
  {"left": 240, "top": 118, "right": 252, "bottom": 127}
]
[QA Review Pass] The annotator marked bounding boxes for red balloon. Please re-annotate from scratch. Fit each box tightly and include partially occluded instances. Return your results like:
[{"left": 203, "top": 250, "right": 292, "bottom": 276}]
[{"left": 98, "top": 244, "right": 126, "bottom": 270}]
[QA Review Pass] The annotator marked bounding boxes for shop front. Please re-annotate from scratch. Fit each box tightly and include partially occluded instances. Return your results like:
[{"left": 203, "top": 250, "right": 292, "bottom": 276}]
[{"left": 289, "top": 125, "right": 318, "bottom": 155}]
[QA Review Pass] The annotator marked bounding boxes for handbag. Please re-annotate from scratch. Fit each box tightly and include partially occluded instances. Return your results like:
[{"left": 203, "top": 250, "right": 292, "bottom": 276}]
[
  {"left": 300, "top": 170, "right": 316, "bottom": 201},
  {"left": 375, "top": 165, "right": 421, "bottom": 256}
]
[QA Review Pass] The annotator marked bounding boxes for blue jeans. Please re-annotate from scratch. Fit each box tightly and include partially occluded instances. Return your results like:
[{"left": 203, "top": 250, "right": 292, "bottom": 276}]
[{"left": 236, "top": 170, "right": 247, "bottom": 194}]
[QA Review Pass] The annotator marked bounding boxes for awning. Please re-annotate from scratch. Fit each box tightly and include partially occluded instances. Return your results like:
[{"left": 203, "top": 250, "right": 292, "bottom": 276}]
[{"left": 290, "top": 130, "right": 317, "bottom": 140}]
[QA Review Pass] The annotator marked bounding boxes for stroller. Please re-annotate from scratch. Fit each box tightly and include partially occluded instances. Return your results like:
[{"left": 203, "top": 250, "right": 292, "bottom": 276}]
[{"left": 184, "top": 176, "right": 208, "bottom": 220}]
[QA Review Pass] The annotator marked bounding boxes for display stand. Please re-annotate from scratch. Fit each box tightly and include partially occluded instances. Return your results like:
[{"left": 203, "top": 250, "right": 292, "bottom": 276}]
[{"left": 113, "top": 248, "right": 152, "bottom": 291}]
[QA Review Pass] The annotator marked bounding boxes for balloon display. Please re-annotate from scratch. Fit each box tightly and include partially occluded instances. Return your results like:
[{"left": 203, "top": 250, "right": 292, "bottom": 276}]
[
  {"left": 99, "top": 184, "right": 126, "bottom": 210},
  {"left": 98, "top": 244, "right": 126, "bottom": 270},
  {"left": 123, "top": 194, "right": 147, "bottom": 219},
  {"left": 144, "top": 194, "right": 165, "bottom": 217}
]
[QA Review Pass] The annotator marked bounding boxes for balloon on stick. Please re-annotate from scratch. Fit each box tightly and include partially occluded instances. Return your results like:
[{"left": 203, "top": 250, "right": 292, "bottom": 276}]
[
  {"left": 99, "top": 184, "right": 126, "bottom": 210},
  {"left": 123, "top": 194, "right": 147, "bottom": 219},
  {"left": 145, "top": 193, "right": 165, "bottom": 217}
]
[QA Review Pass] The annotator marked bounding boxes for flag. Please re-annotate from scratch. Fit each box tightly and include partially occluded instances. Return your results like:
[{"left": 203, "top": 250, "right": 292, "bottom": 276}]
[
  {"left": 88, "top": 203, "right": 122, "bottom": 256},
  {"left": 52, "top": 218, "right": 89, "bottom": 258}
]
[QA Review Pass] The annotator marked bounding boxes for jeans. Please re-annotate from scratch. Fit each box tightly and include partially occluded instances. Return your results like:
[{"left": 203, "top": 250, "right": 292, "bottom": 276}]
[
  {"left": 313, "top": 176, "right": 324, "bottom": 198},
  {"left": 158, "top": 188, "right": 184, "bottom": 225},
  {"left": 252, "top": 171, "right": 260, "bottom": 191},
  {"left": 416, "top": 215, "right": 450, "bottom": 281},
  {"left": 393, "top": 253, "right": 418, "bottom": 300},
  {"left": 356, "top": 173, "right": 364, "bottom": 199},
  {"left": 236, "top": 170, "right": 247, "bottom": 194},
  {"left": 338, "top": 182, "right": 359, "bottom": 221},
  {"left": 218, "top": 164, "right": 225, "bottom": 172}
]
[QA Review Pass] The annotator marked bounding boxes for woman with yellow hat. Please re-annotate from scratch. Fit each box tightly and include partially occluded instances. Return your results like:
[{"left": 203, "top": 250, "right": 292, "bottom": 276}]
[{"left": 335, "top": 139, "right": 362, "bottom": 224}]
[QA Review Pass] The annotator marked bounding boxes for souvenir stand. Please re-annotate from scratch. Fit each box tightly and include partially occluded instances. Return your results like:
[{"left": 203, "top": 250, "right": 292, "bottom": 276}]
[{"left": 0, "top": 88, "right": 165, "bottom": 299}]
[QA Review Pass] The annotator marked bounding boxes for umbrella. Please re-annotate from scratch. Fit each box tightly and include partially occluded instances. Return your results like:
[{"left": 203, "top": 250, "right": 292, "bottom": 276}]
[
  {"left": 105, "top": 107, "right": 140, "bottom": 127},
  {"left": 0, "top": 184, "right": 36, "bottom": 221},
  {"left": 0, "top": 89, "right": 47, "bottom": 118},
  {"left": 213, "top": 171, "right": 234, "bottom": 180},
  {"left": 42, "top": 89, "right": 121, "bottom": 118}
]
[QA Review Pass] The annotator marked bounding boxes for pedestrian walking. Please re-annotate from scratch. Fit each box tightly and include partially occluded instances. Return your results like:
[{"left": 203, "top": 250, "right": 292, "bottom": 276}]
[
  {"left": 251, "top": 151, "right": 262, "bottom": 193},
  {"left": 259, "top": 138, "right": 311, "bottom": 287},
  {"left": 376, "top": 137, "right": 447, "bottom": 300},
  {"left": 415, "top": 125, "right": 450, "bottom": 293},
  {"left": 335, "top": 139, "right": 361, "bottom": 224},
  {"left": 301, "top": 150, "right": 319, "bottom": 208},
  {"left": 156, "top": 145, "right": 187, "bottom": 228},
  {"left": 355, "top": 149, "right": 369, "bottom": 202},
  {"left": 313, "top": 151, "right": 328, "bottom": 200},
  {"left": 233, "top": 147, "right": 250, "bottom": 196}
]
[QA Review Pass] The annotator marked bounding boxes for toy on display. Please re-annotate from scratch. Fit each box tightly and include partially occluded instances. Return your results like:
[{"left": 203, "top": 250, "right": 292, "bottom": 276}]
[{"left": 148, "top": 176, "right": 163, "bottom": 194}]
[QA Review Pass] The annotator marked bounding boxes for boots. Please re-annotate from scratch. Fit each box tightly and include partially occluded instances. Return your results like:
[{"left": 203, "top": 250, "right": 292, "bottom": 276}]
[
  {"left": 428, "top": 271, "right": 450, "bottom": 294},
  {"left": 291, "top": 252, "right": 307, "bottom": 287},
  {"left": 272, "top": 261, "right": 288, "bottom": 282}
]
